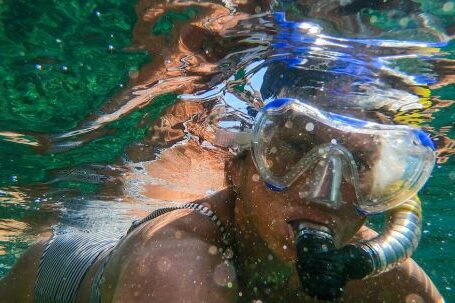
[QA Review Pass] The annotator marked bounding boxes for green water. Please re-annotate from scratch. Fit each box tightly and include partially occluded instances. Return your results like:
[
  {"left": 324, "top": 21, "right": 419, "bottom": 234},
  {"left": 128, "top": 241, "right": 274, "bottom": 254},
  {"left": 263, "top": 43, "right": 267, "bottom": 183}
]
[
  {"left": 1, "top": 0, "right": 454, "bottom": 301},
  {"left": 0, "top": 0, "right": 150, "bottom": 183},
  {"left": 0, "top": 0, "right": 173, "bottom": 274}
]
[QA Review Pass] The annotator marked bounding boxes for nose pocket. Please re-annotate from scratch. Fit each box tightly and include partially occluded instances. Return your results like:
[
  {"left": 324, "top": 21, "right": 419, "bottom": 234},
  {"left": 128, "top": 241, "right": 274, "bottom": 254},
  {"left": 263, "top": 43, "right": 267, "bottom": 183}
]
[{"left": 306, "top": 155, "right": 343, "bottom": 208}]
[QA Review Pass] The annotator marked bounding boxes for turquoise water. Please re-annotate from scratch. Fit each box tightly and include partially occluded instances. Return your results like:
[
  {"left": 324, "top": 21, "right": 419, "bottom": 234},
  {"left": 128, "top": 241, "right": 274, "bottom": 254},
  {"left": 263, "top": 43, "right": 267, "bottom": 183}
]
[{"left": 1, "top": 0, "right": 454, "bottom": 301}]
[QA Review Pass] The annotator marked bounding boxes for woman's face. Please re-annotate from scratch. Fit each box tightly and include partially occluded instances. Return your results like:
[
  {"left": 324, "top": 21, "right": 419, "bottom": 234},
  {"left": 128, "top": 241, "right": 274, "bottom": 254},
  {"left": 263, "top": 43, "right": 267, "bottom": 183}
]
[{"left": 233, "top": 152, "right": 366, "bottom": 263}]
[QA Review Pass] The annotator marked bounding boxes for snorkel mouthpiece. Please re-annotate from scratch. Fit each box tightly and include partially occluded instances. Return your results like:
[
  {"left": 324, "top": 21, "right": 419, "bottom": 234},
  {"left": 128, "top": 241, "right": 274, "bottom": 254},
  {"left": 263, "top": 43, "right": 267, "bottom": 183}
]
[{"left": 294, "top": 224, "right": 343, "bottom": 301}]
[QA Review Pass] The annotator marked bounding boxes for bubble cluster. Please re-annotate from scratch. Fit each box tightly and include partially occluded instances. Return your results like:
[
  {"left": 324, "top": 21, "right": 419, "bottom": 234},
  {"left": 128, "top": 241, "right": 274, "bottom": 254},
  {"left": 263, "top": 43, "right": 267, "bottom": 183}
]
[{"left": 157, "top": 256, "right": 172, "bottom": 273}]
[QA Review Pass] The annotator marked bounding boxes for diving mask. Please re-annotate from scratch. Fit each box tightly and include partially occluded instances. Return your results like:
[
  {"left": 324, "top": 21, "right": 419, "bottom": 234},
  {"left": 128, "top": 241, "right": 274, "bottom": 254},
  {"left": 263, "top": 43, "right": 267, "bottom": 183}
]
[{"left": 219, "top": 98, "right": 435, "bottom": 214}]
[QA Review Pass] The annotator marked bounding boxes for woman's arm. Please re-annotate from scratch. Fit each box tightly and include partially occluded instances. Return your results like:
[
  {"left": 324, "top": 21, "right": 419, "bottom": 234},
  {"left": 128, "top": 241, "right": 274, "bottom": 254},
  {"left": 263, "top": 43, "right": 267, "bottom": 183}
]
[{"left": 0, "top": 239, "right": 48, "bottom": 303}]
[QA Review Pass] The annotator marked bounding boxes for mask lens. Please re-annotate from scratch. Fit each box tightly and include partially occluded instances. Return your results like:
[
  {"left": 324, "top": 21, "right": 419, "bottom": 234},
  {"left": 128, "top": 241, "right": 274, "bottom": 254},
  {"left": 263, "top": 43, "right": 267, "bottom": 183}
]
[
  {"left": 253, "top": 99, "right": 435, "bottom": 213},
  {"left": 356, "top": 132, "right": 435, "bottom": 213},
  {"left": 258, "top": 111, "right": 317, "bottom": 178}
]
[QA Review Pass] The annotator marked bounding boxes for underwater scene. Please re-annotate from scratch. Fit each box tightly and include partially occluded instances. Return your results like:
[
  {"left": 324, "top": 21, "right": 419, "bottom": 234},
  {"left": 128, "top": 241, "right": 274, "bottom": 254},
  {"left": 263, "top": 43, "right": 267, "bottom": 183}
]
[{"left": 0, "top": 0, "right": 454, "bottom": 302}]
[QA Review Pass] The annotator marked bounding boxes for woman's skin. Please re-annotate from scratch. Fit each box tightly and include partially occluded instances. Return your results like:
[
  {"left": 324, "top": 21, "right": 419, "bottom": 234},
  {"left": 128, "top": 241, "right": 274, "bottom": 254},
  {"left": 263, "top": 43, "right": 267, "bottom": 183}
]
[{"left": 0, "top": 151, "right": 443, "bottom": 302}]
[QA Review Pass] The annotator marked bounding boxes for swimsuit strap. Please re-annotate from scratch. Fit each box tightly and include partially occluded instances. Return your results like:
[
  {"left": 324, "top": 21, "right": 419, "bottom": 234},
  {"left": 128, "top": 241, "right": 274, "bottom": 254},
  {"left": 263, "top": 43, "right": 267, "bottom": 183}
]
[
  {"left": 91, "top": 203, "right": 233, "bottom": 303},
  {"left": 127, "top": 203, "right": 231, "bottom": 247},
  {"left": 35, "top": 230, "right": 120, "bottom": 303}
]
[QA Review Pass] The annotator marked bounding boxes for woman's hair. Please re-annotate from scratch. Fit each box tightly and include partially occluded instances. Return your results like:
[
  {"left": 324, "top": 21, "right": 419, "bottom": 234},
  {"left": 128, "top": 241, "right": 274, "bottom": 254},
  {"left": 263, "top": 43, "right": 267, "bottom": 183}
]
[{"left": 224, "top": 150, "right": 249, "bottom": 190}]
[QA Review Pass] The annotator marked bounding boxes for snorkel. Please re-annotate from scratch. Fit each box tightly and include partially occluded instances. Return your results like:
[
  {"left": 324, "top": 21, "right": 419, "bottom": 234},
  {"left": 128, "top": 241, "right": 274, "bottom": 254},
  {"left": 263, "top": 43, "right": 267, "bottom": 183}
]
[
  {"left": 216, "top": 98, "right": 434, "bottom": 301},
  {"left": 293, "top": 196, "right": 422, "bottom": 300}
]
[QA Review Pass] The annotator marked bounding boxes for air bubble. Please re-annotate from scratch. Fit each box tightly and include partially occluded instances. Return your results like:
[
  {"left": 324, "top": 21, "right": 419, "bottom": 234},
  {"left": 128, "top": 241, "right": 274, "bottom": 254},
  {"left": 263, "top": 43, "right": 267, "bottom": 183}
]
[
  {"left": 213, "top": 262, "right": 236, "bottom": 286},
  {"left": 305, "top": 122, "right": 314, "bottom": 132},
  {"left": 399, "top": 17, "right": 409, "bottom": 27},
  {"left": 252, "top": 174, "right": 260, "bottom": 182},
  {"left": 174, "top": 230, "right": 183, "bottom": 239},
  {"left": 405, "top": 293, "right": 424, "bottom": 303},
  {"left": 443, "top": 1, "right": 454, "bottom": 11},
  {"left": 208, "top": 245, "right": 218, "bottom": 255},
  {"left": 223, "top": 248, "right": 234, "bottom": 259},
  {"left": 129, "top": 70, "right": 139, "bottom": 79},
  {"left": 157, "top": 256, "right": 172, "bottom": 272}
]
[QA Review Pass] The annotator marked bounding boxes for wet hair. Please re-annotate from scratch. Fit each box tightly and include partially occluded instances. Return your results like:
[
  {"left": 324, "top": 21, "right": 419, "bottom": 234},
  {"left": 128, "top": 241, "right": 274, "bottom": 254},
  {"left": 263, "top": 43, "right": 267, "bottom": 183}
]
[{"left": 224, "top": 150, "right": 249, "bottom": 191}]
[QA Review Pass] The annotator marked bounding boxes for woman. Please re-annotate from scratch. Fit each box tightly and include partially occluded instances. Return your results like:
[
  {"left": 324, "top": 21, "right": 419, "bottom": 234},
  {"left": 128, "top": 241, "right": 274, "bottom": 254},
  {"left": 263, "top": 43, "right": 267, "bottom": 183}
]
[{"left": 0, "top": 97, "right": 444, "bottom": 303}]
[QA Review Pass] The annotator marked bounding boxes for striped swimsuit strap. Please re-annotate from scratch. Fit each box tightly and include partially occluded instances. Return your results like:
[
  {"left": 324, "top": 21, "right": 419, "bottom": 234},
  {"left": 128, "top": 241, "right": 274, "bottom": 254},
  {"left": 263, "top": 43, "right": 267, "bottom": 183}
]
[
  {"left": 90, "top": 202, "right": 233, "bottom": 303},
  {"left": 35, "top": 231, "right": 121, "bottom": 303},
  {"left": 127, "top": 202, "right": 231, "bottom": 246}
]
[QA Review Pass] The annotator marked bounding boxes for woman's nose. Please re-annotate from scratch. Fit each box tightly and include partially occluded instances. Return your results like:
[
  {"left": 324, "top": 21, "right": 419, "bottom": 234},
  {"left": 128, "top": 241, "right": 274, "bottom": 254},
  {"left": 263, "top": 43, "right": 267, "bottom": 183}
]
[{"left": 300, "top": 155, "right": 343, "bottom": 209}]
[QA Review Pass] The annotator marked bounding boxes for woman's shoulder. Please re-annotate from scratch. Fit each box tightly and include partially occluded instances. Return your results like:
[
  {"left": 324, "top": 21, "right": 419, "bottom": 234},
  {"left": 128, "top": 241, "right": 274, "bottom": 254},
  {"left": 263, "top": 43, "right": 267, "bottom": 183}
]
[
  {"left": 104, "top": 190, "right": 234, "bottom": 269},
  {"left": 129, "top": 188, "right": 234, "bottom": 243},
  {"left": 99, "top": 191, "right": 237, "bottom": 302}
]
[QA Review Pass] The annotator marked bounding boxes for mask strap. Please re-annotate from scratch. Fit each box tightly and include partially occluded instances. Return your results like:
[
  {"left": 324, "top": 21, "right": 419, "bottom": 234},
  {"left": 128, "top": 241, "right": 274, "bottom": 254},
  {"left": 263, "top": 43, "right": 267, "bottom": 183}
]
[{"left": 215, "top": 129, "right": 252, "bottom": 151}]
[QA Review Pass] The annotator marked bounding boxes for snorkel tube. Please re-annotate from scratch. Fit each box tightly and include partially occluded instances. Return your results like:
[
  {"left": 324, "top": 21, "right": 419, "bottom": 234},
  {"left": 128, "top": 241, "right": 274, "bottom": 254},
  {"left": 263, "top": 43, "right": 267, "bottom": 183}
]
[
  {"left": 355, "top": 197, "right": 422, "bottom": 275},
  {"left": 294, "top": 196, "right": 422, "bottom": 301}
]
